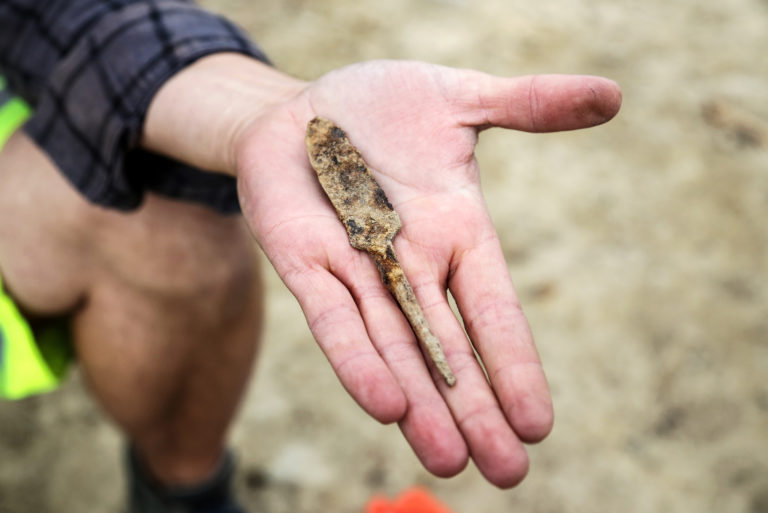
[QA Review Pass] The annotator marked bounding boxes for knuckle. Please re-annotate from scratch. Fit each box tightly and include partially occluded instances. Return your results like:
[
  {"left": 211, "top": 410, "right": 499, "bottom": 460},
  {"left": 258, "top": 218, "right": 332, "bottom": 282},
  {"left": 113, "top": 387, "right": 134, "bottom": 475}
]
[{"left": 464, "top": 298, "right": 525, "bottom": 336}]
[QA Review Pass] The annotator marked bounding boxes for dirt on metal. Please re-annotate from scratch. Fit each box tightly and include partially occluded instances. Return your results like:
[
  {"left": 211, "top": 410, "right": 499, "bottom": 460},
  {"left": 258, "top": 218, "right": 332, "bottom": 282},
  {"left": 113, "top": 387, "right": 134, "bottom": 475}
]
[{"left": 305, "top": 117, "right": 456, "bottom": 386}]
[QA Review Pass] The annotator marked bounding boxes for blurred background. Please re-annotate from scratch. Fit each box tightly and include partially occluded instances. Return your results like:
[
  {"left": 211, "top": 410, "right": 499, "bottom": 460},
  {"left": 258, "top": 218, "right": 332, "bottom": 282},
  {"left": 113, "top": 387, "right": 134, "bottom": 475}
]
[{"left": 1, "top": 0, "right": 766, "bottom": 511}]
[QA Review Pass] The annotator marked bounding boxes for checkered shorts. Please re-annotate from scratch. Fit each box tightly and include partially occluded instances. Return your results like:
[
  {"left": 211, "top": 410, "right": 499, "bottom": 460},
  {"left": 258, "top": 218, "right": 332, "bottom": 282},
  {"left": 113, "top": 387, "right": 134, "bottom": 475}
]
[{"left": 0, "top": 0, "right": 269, "bottom": 213}]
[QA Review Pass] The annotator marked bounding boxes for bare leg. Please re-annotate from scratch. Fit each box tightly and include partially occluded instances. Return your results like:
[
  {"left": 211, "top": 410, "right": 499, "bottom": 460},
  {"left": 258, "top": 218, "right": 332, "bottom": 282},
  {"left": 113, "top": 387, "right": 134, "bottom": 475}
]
[{"left": 0, "top": 132, "right": 262, "bottom": 486}]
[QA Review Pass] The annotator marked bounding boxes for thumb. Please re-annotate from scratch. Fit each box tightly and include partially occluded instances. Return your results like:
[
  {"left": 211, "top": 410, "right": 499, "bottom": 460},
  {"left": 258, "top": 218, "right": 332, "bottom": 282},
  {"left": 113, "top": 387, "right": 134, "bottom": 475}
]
[{"left": 452, "top": 71, "right": 622, "bottom": 132}]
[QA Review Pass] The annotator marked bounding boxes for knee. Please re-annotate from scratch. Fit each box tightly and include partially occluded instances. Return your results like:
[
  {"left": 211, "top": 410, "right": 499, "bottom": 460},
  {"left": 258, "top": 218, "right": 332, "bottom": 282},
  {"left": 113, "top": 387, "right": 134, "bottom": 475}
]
[
  {"left": 90, "top": 195, "right": 262, "bottom": 326},
  {"left": 192, "top": 240, "right": 262, "bottom": 330},
  {"left": 169, "top": 235, "right": 261, "bottom": 329}
]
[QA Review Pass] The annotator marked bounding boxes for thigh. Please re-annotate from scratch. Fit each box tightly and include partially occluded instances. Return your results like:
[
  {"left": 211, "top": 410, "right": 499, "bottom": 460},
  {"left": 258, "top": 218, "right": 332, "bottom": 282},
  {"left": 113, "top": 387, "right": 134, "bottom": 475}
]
[
  {"left": 0, "top": 131, "right": 257, "bottom": 317},
  {"left": 0, "top": 131, "right": 95, "bottom": 315}
]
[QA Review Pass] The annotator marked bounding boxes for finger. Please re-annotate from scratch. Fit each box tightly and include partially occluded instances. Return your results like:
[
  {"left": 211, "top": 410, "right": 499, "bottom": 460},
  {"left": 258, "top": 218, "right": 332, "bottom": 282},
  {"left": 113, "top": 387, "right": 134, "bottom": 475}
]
[
  {"left": 333, "top": 252, "right": 469, "bottom": 477},
  {"left": 449, "top": 231, "right": 554, "bottom": 443},
  {"left": 281, "top": 261, "right": 407, "bottom": 424},
  {"left": 452, "top": 71, "right": 622, "bottom": 132},
  {"left": 394, "top": 243, "right": 531, "bottom": 488}
]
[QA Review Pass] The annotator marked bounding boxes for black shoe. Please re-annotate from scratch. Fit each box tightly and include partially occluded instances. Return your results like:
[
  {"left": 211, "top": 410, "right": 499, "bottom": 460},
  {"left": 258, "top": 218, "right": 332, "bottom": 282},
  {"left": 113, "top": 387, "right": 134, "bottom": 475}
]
[{"left": 126, "top": 447, "right": 247, "bottom": 513}]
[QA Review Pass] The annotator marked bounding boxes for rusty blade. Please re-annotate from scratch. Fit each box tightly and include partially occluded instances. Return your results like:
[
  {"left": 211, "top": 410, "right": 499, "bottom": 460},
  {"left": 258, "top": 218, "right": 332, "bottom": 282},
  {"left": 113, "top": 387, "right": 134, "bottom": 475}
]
[
  {"left": 305, "top": 117, "right": 456, "bottom": 386},
  {"left": 305, "top": 117, "right": 400, "bottom": 256}
]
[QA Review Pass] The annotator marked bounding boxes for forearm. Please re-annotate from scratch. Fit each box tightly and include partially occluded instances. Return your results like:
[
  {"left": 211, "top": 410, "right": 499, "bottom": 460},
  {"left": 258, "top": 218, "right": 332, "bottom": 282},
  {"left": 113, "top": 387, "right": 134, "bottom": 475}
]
[{"left": 141, "top": 53, "right": 307, "bottom": 176}]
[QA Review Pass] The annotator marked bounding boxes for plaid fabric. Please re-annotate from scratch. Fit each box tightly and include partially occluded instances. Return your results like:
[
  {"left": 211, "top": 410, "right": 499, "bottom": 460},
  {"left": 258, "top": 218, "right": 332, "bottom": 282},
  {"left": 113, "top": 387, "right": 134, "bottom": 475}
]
[{"left": 0, "top": 0, "right": 269, "bottom": 213}]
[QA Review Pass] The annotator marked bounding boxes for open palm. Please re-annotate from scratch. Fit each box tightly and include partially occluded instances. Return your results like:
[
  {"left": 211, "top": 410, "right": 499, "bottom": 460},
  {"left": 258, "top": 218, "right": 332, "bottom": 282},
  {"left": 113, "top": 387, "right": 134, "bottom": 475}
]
[{"left": 235, "top": 60, "right": 621, "bottom": 488}]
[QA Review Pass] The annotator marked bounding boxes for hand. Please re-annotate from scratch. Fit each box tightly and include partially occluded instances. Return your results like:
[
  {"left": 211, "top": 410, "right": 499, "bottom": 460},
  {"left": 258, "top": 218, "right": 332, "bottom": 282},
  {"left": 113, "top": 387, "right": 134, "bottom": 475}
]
[{"left": 234, "top": 60, "right": 621, "bottom": 488}]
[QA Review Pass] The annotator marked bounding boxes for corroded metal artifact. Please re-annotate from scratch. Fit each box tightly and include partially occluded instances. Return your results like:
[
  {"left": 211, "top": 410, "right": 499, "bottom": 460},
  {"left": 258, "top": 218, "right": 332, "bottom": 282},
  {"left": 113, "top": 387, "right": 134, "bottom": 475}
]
[{"left": 306, "top": 117, "right": 456, "bottom": 386}]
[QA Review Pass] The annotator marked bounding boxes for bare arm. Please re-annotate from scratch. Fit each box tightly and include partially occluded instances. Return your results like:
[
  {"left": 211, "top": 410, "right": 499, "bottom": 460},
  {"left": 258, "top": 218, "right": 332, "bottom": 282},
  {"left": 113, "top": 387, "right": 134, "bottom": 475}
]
[{"left": 141, "top": 54, "right": 306, "bottom": 174}]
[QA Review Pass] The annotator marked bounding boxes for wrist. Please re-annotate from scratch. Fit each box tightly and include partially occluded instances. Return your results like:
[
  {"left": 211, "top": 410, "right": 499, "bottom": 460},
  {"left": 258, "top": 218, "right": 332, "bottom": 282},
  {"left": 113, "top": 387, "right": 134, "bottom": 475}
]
[{"left": 141, "top": 53, "right": 307, "bottom": 175}]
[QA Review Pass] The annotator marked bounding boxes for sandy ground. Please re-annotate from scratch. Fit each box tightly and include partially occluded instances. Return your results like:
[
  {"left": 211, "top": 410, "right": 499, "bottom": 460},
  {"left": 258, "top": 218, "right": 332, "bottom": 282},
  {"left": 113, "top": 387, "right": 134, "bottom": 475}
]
[{"left": 1, "top": 0, "right": 767, "bottom": 512}]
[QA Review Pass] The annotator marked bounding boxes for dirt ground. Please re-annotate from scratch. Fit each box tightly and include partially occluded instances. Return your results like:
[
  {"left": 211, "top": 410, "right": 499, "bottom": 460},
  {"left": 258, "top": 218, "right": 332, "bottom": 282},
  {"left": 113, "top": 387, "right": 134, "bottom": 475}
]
[{"left": 1, "top": 0, "right": 766, "bottom": 512}]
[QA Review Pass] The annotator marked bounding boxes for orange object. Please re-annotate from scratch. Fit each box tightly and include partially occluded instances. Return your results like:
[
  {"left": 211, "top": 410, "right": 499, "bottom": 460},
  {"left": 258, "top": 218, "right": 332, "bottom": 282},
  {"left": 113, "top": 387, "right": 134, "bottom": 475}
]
[{"left": 365, "top": 487, "right": 455, "bottom": 513}]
